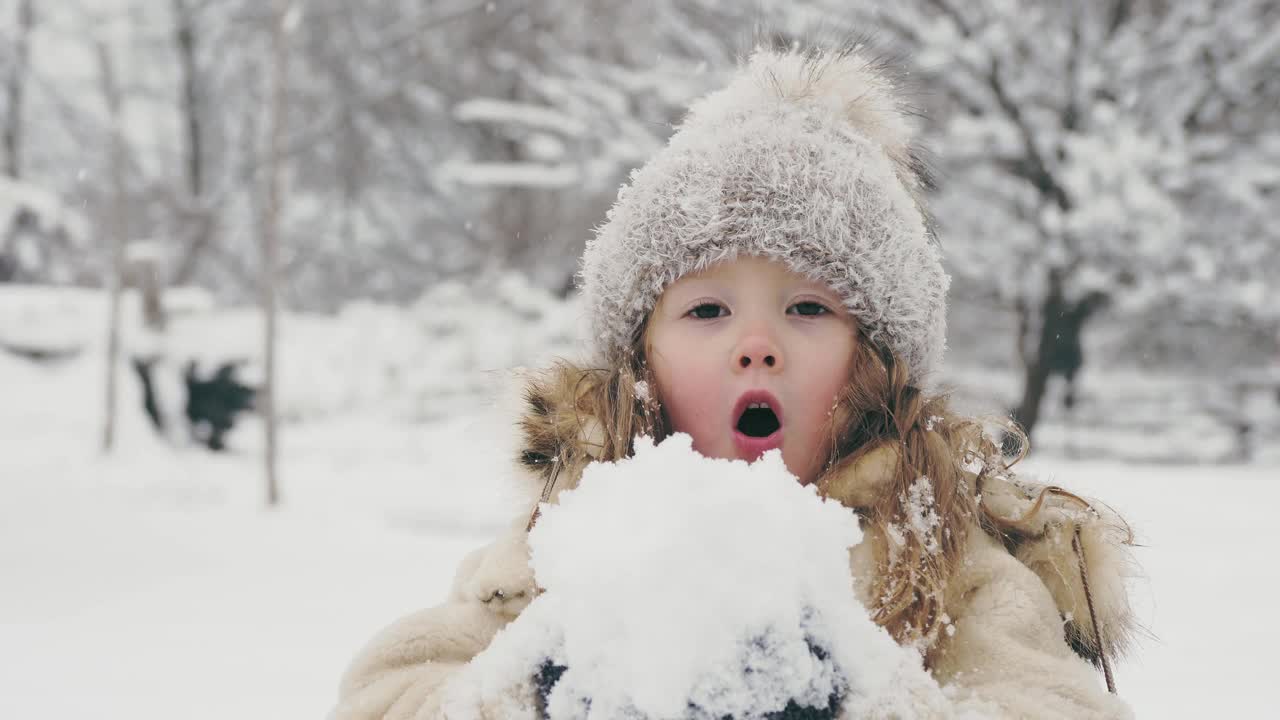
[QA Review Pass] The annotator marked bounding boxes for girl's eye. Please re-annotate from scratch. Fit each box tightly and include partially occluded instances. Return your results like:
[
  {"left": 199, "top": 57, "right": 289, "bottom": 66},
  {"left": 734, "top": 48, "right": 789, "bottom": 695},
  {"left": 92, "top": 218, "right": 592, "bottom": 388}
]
[
  {"left": 688, "top": 303, "right": 727, "bottom": 320},
  {"left": 788, "top": 301, "right": 830, "bottom": 317}
]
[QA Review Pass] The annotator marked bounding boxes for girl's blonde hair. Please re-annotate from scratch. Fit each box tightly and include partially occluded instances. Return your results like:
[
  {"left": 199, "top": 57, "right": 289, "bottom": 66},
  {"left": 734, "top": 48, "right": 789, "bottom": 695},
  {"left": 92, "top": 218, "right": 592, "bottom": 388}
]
[
  {"left": 518, "top": 325, "right": 1024, "bottom": 666},
  {"left": 819, "top": 333, "right": 1022, "bottom": 659}
]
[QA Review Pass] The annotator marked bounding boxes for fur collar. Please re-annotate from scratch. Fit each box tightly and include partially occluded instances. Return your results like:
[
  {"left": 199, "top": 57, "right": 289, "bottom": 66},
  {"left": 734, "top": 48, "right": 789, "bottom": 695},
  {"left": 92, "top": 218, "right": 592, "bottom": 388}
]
[
  {"left": 504, "top": 368, "right": 1139, "bottom": 666},
  {"left": 977, "top": 473, "right": 1140, "bottom": 665}
]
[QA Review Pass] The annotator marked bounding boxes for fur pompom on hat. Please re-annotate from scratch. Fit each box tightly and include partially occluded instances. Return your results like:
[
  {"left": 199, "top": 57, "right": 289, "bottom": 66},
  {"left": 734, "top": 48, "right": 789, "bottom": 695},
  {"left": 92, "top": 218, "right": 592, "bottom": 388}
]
[{"left": 579, "top": 42, "right": 949, "bottom": 384}]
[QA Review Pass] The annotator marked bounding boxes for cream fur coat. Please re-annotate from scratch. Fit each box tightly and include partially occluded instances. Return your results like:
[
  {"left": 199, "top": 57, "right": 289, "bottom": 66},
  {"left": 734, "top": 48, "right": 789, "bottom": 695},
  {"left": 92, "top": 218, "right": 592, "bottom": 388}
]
[{"left": 332, "top": 383, "right": 1138, "bottom": 720}]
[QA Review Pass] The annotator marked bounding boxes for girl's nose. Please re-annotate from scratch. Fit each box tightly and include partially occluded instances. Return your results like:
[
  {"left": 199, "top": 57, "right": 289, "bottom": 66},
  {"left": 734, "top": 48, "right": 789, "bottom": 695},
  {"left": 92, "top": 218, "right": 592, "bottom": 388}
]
[{"left": 734, "top": 335, "right": 783, "bottom": 372}]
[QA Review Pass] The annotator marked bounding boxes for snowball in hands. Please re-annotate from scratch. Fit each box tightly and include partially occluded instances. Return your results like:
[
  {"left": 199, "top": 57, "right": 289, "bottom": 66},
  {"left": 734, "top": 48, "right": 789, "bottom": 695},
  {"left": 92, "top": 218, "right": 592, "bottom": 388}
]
[{"left": 443, "top": 434, "right": 949, "bottom": 719}]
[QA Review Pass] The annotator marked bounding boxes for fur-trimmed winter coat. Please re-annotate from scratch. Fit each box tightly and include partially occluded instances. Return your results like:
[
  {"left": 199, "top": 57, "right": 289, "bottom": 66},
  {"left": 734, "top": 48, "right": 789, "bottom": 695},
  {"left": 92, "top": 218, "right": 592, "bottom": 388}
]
[{"left": 332, "top": 384, "right": 1138, "bottom": 720}]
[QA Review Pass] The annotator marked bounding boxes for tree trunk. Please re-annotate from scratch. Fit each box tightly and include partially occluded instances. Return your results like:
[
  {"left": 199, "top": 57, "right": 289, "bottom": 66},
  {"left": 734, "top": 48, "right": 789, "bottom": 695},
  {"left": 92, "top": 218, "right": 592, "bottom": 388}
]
[
  {"left": 98, "top": 42, "right": 127, "bottom": 453},
  {"left": 137, "top": 257, "right": 167, "bottom": 333},
  {"left": 1010, "top": 339, "right": 1054, "bottom": 451},
  {"left": 170, "top": 0, "right": 215, "bottom": 286},
  {"left": 261, "top": 0, "right": 292, "bottom": 507},
  {"left": 174, "top": 0, "right": 202, "bottom": 199},
  {"left": 1009, "top": 271, "right": 1067, "bottom": 450},
  {"left": 3, "top": 0, "right": 34, "bottom": 179},
  {"left": 1010, "top": 269, "right": 1109, "bottom": 455}
]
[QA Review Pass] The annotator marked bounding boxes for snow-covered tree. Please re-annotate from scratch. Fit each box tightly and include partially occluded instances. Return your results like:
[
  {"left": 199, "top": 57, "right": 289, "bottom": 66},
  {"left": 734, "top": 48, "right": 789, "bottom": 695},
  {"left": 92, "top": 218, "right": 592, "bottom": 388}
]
[
  {"left": 851, "top": 0, "right": 1280, "bottom": 439},
  {"left": 262, "top": 0, "right": 763, "bottom": 301},
  {"left": 7, "top": 0, "right": 1276, "bottom": 426}
]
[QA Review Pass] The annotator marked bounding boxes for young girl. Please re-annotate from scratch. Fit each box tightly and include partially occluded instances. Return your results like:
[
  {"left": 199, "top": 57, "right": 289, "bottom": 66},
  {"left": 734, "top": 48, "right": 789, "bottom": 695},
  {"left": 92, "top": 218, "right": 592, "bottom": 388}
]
[{"left": 333, "top": 42, "right": 1138, "bottom": 719}]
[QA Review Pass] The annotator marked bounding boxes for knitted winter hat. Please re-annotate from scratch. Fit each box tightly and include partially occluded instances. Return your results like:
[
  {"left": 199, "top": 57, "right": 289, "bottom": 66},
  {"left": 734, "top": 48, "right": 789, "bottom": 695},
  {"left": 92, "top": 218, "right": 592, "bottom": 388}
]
[{"left": 578, "top": 44, "right": 950, "bottom": 384}]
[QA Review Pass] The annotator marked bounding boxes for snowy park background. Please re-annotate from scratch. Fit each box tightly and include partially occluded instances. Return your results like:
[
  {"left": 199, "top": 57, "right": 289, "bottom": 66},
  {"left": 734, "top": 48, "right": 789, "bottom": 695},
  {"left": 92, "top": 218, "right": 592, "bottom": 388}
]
[{"left": 2, "top": 1, "right": 1278, "bottom": 718}]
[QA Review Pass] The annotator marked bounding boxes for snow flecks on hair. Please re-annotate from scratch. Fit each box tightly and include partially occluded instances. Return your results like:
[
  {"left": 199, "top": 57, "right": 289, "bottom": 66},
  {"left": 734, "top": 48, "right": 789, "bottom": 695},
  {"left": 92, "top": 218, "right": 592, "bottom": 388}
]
[{"left": 902, "top": 476, "right": 942, "bottom": 556}]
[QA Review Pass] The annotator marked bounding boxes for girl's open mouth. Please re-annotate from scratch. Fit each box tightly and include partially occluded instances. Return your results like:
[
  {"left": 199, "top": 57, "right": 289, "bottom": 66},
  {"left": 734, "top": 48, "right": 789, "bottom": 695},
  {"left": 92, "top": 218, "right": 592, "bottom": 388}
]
[{"left": 731, "top": 390, "right": 783, "bottom": 461}]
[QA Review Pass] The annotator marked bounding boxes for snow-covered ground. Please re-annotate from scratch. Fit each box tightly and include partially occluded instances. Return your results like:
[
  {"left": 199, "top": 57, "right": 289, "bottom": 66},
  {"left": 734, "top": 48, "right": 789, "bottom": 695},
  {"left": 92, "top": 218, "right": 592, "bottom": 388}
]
[
  {"left": 0, "top": 360, "right": 505, "bottom": 718},
  {"left": 1019, "top": 458, "right": 1278, "bottom": 718},
  {"left": 2, "top": 302, "right": 1277, "bottom": 718}
]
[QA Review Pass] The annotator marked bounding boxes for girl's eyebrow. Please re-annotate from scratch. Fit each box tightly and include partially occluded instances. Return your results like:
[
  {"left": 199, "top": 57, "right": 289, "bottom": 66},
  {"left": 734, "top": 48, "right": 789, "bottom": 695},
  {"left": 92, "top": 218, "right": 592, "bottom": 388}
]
[
  {"left": 658, "top": 279, "right": 724, "bottom": 312},
  {"left": 792, "top": 281, "right": 841, "bottom": 301}
]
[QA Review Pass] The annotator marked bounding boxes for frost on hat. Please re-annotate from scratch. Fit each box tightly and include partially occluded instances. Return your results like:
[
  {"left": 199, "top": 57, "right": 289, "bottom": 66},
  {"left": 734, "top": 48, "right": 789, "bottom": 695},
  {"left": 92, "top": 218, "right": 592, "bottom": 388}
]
[{"left": 579, "top": 43, "right": 949, "bottom": 384}]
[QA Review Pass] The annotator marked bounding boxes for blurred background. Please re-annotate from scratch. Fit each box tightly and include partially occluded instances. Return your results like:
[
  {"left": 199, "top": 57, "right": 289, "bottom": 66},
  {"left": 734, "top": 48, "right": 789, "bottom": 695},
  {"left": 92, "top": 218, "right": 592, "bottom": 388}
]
[{"left": 1, "top": 1, "right": 1277, "bottom": 718}]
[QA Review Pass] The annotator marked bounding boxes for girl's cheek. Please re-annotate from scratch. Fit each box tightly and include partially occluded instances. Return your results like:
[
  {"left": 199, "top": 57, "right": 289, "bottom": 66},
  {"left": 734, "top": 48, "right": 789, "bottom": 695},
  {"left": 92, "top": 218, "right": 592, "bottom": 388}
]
[
  {"left": 665, "top": 383, "right": 723, "bottom": 455},
  {"left": 667, "top": 385, "right": 708, "bottom": 434},
  {"left": 649, "top": 321, "right": 730, "bottom": 450}
]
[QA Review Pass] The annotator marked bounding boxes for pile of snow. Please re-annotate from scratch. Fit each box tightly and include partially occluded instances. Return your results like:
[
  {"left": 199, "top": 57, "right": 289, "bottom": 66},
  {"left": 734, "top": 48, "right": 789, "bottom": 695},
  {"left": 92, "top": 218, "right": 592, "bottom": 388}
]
[
  {"left": 258, "top": 271, "right": 582, "bottom": 420},
  {"left": 0, "top": 177, "right": 89, "bottom": 242},
  {"left": 0, "top": 284, "right": 213, "bottom": 355},
  {"left": 400, "top": 271, "right": 582, "bottom": 418},
  {"left": 445, "top": 435, "right": 956, "bottom": 719},
  {"left": 0, "top": 272, "right": 583, "bottom": 422}
]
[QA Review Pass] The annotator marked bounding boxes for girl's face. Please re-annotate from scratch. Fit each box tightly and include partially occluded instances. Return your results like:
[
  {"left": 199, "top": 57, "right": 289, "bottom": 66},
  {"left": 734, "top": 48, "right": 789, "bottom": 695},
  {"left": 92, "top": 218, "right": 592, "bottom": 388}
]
[{"left": 645, "top": 256, "right": 857, "bottom": 485}]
